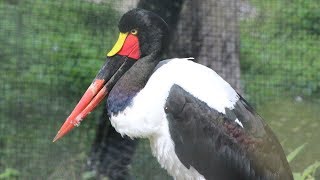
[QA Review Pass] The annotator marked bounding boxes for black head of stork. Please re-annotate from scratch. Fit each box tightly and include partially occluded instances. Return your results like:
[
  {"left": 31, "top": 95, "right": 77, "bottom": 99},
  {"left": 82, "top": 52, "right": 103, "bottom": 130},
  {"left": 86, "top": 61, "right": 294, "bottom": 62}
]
[
  {"left": 53, "top": 8, "right": 169, "bottom": 141},
  {"left": 54, "top": 8, "right": 293, "bottom": 180}
]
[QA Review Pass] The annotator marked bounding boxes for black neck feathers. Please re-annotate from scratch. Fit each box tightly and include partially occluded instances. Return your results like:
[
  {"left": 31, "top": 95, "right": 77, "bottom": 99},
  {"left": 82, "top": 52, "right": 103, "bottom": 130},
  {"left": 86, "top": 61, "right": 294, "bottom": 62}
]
[{"left": 107, "top": 52, "right": 160, "bottom": 115}]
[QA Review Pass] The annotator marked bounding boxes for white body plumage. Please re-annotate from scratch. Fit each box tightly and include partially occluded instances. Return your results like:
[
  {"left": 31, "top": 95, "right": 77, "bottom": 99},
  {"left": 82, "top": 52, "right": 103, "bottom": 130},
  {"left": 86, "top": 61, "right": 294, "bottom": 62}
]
[{"left": 110, "top": 58, "right": 239, "bottom": 180}]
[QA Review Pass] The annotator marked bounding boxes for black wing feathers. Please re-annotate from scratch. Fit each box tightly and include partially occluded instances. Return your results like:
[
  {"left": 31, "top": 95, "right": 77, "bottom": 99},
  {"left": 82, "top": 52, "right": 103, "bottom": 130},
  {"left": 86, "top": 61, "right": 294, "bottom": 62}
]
[{"left": 164, "top": 84, "right": 293, "bottom": 180}]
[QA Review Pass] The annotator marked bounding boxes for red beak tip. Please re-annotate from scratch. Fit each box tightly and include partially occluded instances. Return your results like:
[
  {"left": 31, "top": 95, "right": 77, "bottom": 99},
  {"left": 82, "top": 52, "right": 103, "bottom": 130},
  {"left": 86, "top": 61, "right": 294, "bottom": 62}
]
[
  {"left": 52, "top": 133, "right": 60, "bottom": 143},
  {"left": 52, "top": 79, "right": 107, "bottom": 143}
]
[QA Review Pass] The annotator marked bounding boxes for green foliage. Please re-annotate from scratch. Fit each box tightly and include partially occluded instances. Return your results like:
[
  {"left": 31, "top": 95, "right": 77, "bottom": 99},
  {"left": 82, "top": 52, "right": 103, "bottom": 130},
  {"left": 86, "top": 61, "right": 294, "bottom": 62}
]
[
  {"left": 48, "top": 152, "right": 88, "bottom": 179},
  {"left": 241, "top": 0, "right": 320, "bottom": 104},
  {"left": 0, "top": 0, "right": 119, "bottom": 98},
  {"left": 278, "top": 0, "right": 320, "bottom": 36},
  {"left": 287, "top": 143, "right": 307, "bottom": 163},
  {"left": 293, "top": 162, "right": 320, "bottom": 180},
  {"left": 82, "top": 171, "right": 97, "bottom": 180},
  {"left": 0, "top": 0, "right": 119, "bottom": 179},
  {"left": 260, "top": 99, "right": 320, "bottom": 174},
  {"left": 0, "top": 168, "right": 20, "bottom": 180},
  {"left": 286, "top": 144, "right": 320, "bottom": 180}
]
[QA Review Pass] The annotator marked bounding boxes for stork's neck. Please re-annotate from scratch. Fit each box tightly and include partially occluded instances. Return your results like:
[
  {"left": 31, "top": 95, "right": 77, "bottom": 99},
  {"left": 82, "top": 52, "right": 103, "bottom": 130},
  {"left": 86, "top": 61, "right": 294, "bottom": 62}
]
[
  {"left": 129, "top": 51, "right": 161, "bottom": 83},
  {"left": 107, "top": 51, "right": 161, "bottom": 115}
]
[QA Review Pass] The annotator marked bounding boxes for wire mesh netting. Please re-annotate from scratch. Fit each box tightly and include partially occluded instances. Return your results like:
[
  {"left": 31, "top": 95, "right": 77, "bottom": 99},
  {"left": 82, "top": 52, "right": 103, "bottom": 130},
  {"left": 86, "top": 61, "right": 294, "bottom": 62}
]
[{"left": 0, "top": 0, "right": 319, "bottom": 179}]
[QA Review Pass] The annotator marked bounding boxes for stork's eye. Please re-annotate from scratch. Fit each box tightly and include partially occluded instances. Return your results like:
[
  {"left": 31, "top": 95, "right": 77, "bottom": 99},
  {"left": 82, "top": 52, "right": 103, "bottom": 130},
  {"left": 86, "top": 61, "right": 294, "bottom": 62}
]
[{"left": 130, "top": 29, "right": 138, "bottom": 35}]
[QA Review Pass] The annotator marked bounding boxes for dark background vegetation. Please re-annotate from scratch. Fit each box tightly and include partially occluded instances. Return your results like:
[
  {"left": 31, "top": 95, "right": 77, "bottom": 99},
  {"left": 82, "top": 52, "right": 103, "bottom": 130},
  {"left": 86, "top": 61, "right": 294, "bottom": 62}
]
[{"left": 0, "top": 0, "right": 319, "bottom": 179}]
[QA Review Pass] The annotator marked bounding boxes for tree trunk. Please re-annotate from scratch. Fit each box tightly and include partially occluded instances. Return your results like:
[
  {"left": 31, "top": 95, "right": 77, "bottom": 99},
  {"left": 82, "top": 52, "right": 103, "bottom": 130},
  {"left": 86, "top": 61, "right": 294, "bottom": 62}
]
[{"left": 168, "top": 0, "right": 241, "bottom": 91}]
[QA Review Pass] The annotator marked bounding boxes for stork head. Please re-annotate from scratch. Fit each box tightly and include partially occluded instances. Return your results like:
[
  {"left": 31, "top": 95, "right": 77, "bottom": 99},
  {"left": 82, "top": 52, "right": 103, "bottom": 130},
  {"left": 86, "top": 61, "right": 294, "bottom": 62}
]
[
  {"left": 112, "top": 8, "right": 169, "bottom": 58},
  {"left": 53, "top": 9, "right": 169, "bottom": 142}
]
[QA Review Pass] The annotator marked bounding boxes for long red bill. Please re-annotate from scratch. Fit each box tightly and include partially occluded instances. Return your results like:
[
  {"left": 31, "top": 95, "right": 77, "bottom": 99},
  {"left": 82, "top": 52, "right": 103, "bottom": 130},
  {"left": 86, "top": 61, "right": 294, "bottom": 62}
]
[
  {"left": 53, "top": 31, "right": 140, "bottom": 142},
  {"left": 53, "top": 79, "right": 107, "bottom": 142}
]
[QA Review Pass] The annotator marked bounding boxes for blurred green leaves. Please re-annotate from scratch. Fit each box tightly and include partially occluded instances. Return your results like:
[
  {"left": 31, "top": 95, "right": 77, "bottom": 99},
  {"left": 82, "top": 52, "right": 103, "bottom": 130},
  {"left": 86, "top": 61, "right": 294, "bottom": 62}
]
[
  {"left": 293, "top": 162, "right": 320, "bottom": 180},
  {"left": 1, "top": 0, "right": 119, "bottom": 98},
  {"left": 279, "top": 0, "right": 320, "bottom": 36},
  {"left": 0, "top": 0, "right": 119, "bottom": 178},
  {"left": 241, "top": 0, "right": 320, "bottom": 104},
  {"left": 287, "top": 143, "right": 307, "bottom": 163},
  {"left": 0, "top": 168, "right": 20, "bottom": 180},
  {"left": 286, "top": 144, "right": 320, "bottom": 180}
]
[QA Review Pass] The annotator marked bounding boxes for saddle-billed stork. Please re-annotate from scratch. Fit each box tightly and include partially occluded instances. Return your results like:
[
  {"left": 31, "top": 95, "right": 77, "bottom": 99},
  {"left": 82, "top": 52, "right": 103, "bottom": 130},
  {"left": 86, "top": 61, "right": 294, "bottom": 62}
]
[{"left": 54, "top": 8, "right": 293, "bottom": 180}]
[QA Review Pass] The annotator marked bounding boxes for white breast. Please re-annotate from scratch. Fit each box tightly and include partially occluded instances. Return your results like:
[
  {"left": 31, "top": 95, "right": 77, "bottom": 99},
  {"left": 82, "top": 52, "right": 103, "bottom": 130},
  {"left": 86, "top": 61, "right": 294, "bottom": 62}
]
[{"left": 110, "top": 58, "right": 239, "bottom": 179}]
